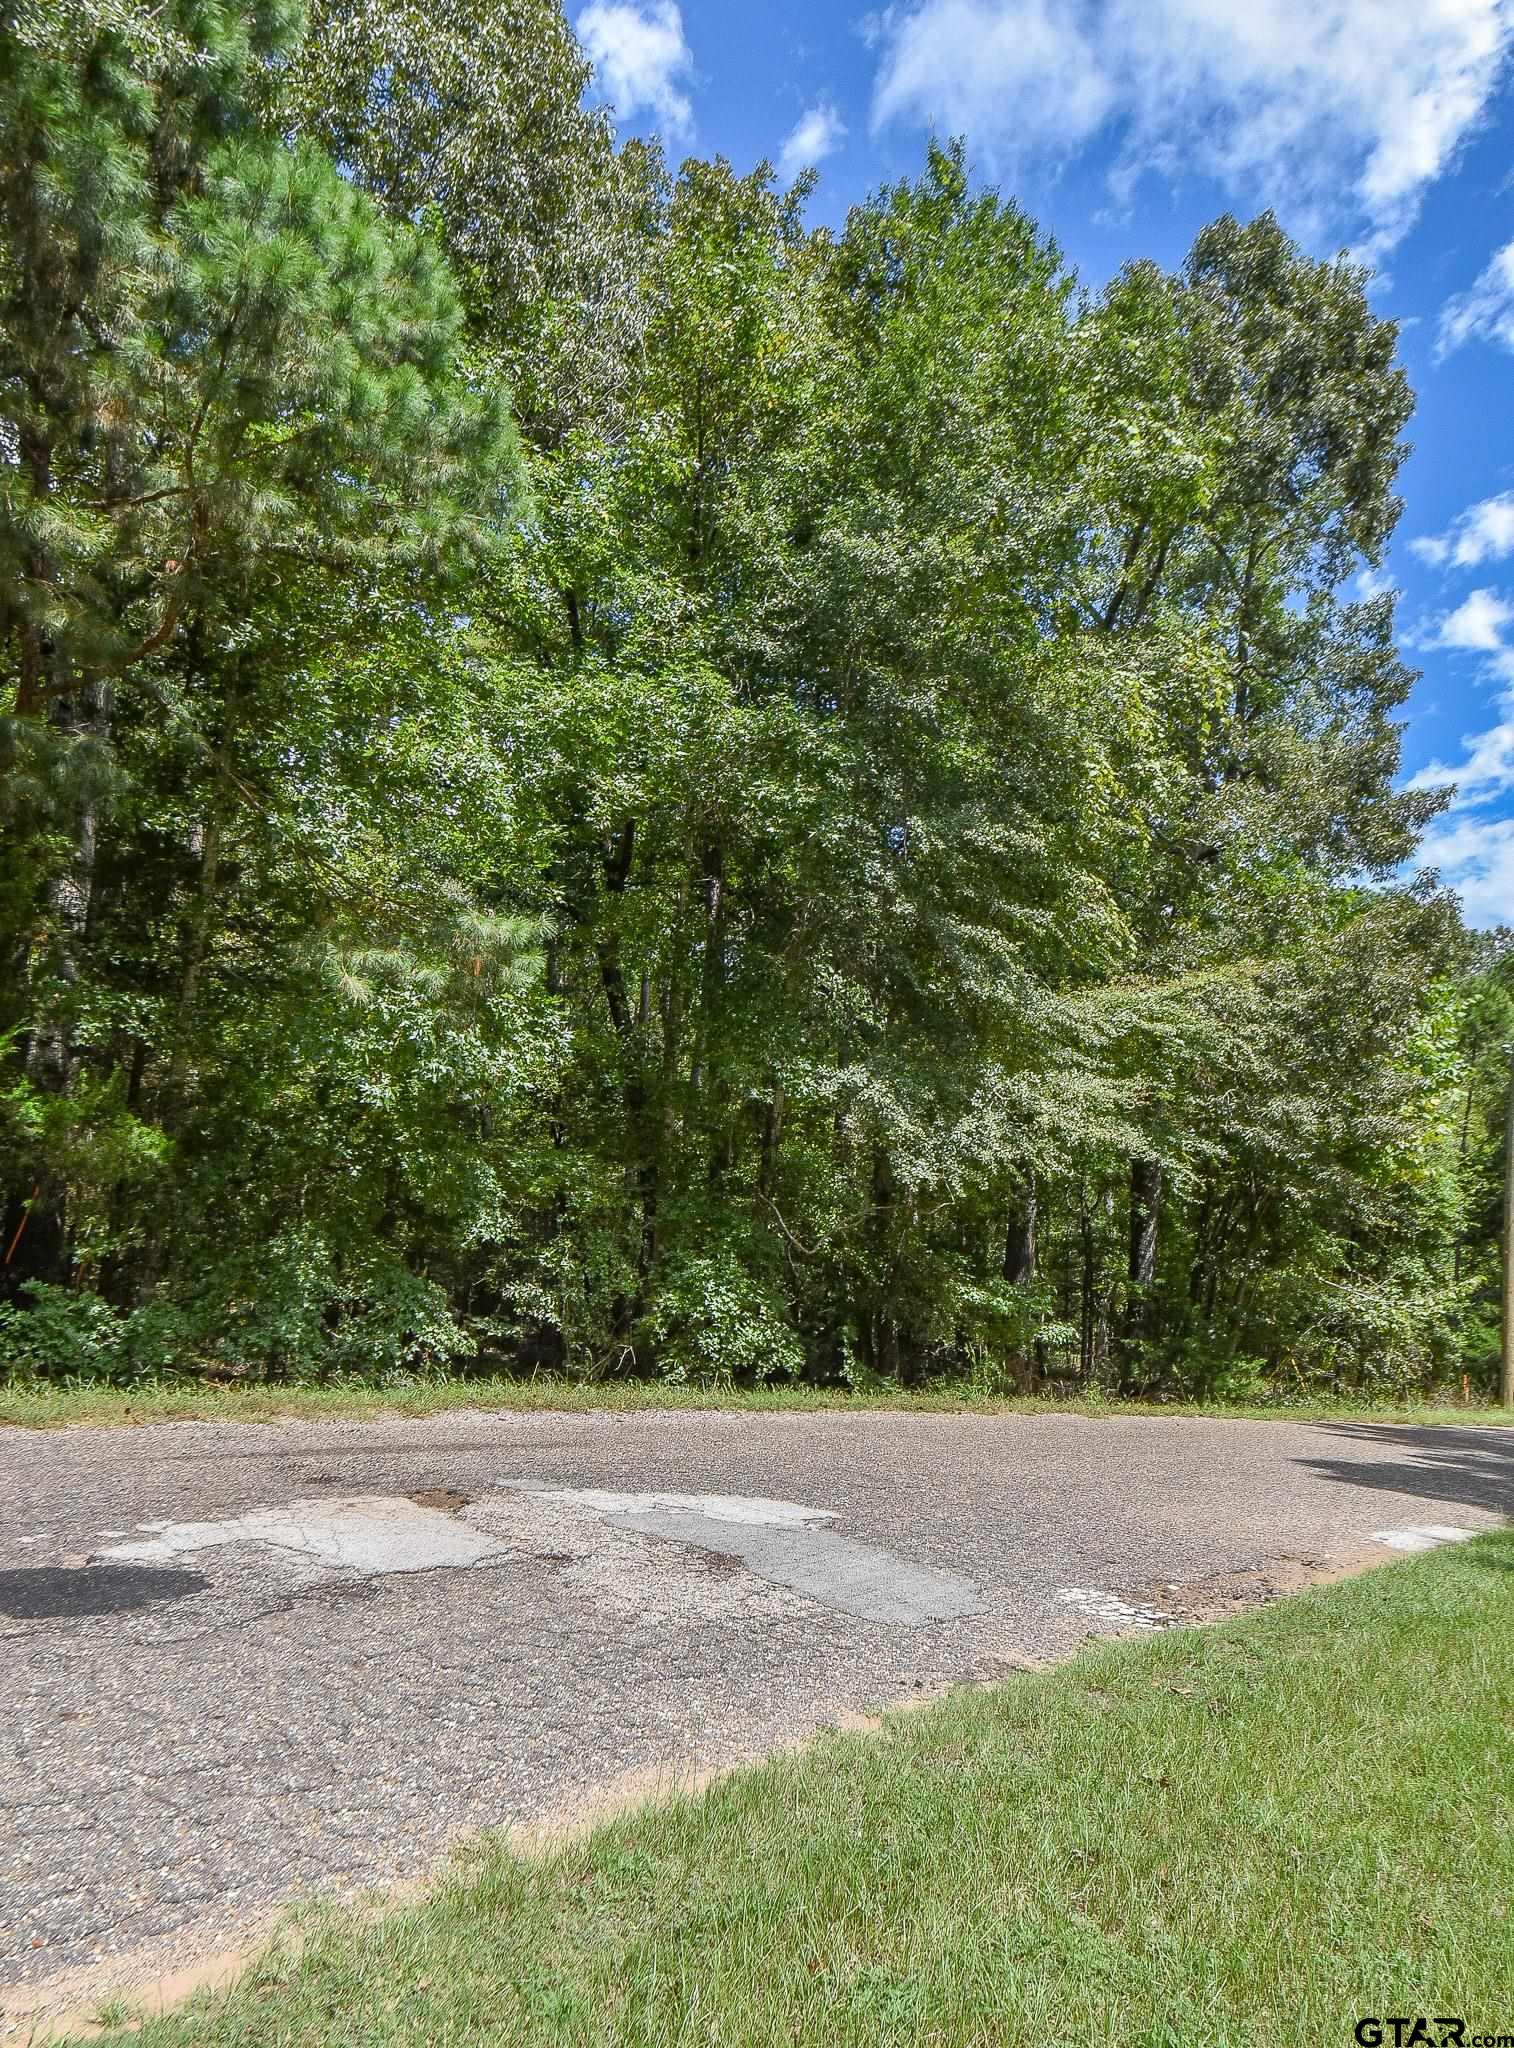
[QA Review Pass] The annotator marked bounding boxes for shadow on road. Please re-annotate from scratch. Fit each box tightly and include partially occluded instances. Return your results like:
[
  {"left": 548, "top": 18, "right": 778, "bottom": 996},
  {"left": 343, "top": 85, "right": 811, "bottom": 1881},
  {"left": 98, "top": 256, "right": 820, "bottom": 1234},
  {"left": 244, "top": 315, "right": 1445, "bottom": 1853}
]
[
  {"left": 0, "top": 1564, "right": 211, "bottom": 1619},
  {"left": 1299, "top": 1424, "right": 1514, "bottom": 1519}
]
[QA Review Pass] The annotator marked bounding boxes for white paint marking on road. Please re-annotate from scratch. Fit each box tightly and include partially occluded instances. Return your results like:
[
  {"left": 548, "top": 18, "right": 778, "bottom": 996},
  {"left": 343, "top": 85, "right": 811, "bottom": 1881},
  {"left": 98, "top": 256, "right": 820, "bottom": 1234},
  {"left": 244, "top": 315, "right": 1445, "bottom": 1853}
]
[
  {"left": 99, "top": 1497, "right": 511, "bottom": 1577},
  {"left": 1058, "top": 1588, "right": 1178, "bottom": 1629},
  {"left": 1370, "top": 1524, "right": 1478, "bottom": 1553},
  {"left": 513, "top": 1487, "right": 838, "bottom": 1527}
]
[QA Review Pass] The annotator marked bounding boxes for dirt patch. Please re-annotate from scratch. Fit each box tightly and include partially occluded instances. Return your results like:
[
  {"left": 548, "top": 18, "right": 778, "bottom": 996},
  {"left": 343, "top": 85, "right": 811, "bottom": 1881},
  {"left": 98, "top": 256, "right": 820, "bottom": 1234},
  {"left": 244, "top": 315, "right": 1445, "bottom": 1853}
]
[
  {"left": 504, "top": 1759, "right": 728, "bottom": 1856},
  {"left": 971, "top": 1650, "right": 1049, "bottom": 1681},
  {"left": 1125, "top": 1546, "right": 1385, "bottom": 1623},
  {"left": 406, "top": 1487, "right": 472, "bottom": 1513},
  {"left": 690, "top": 1547, "right": 743, "bottom": 1573},
  {"left": 0, "top": 1931, "right": 283, "bottom": 2044}
]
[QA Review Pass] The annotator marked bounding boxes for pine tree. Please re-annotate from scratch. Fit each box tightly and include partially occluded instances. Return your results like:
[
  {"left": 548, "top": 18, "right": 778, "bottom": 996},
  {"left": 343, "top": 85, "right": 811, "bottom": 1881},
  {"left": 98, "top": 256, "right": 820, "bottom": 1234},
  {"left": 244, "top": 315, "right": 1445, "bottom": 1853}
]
[{"left": 0, "top": 0, "right": 520, "bottom": 1288}]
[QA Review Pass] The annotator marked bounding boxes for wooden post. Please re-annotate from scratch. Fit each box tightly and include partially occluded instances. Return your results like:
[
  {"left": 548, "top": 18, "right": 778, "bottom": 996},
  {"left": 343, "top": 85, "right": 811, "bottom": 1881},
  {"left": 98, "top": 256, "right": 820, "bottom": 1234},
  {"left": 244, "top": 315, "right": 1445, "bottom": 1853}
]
[{"left": 1503, "top": 1046, "right": 1514, "bottom": 1408}]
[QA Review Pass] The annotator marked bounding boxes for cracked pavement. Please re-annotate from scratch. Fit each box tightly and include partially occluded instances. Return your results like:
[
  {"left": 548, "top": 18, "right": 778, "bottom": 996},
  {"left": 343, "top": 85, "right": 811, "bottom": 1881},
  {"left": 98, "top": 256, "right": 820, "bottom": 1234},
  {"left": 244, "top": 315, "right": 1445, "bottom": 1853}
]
[{"left": 1, "top": 1406, "right": 1510, "bottom": 2005}]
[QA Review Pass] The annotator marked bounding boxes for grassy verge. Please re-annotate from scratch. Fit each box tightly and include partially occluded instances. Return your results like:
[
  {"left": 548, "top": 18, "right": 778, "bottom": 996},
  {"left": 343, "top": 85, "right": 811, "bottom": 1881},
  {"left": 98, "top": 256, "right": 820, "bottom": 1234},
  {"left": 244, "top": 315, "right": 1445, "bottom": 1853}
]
[
  {"left": 2, "top": 1371, "right": 1512, "bottom": 1431},
  {"left": 77, "top": 1531, "right": 1514, "bottom": 2046}
]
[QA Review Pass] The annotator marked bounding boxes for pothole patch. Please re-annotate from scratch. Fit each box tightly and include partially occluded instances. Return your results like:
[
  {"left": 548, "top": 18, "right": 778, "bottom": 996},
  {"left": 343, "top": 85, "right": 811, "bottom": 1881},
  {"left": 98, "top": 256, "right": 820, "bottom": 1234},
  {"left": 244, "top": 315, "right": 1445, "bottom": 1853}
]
[
  {"left": 506, "top": 1487, "right": 984, "bottom": 1624},
  {"left": 1371, "top": 1524, "right": 1478, "bottom": 1553},
  {"left": 513, "top": 1488, "right": 837, "bottom": 1528},
  {"left": 0, "top": 1564, "right": 211, "bottom": 1620},
  {"left": 83, "top": 1486, "right": 983, "bottom": 1627},
  {"left": 1119, "top": 1553, "right": 1380, "bottom": 1624},
  {"left": 1057, "top": 1588, "right": 1179, "bottom": 1630},
  {"left": 97, "top": 1497, "right": 511, "bottom": 1578}
]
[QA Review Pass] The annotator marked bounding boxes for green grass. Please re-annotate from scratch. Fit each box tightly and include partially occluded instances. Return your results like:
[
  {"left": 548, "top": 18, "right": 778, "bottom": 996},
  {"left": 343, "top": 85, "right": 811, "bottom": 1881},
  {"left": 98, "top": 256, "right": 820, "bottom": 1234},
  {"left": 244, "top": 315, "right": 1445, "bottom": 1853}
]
[
  {"left": 2, "top": 1370, "right": 1512, "bottom": 1431},
  {"left": 75, "top": 1532, "right": 1514, "bottom": 2047}
]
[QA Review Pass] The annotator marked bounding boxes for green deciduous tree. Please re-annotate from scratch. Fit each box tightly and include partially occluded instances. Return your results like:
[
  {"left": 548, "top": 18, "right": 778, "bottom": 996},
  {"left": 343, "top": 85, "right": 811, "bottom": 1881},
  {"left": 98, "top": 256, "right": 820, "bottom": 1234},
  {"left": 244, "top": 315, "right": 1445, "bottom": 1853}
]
[{"left": 0, "top": 1, "right": 1489, "bottom": 1400}]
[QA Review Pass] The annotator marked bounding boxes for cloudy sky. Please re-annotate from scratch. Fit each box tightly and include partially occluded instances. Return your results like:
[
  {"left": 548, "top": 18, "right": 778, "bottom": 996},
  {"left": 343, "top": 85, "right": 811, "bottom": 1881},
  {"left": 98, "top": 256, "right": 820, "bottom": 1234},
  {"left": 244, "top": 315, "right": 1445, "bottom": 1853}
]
[{"left": 574, "top": 0, "right": 1514, "bottom": 924}]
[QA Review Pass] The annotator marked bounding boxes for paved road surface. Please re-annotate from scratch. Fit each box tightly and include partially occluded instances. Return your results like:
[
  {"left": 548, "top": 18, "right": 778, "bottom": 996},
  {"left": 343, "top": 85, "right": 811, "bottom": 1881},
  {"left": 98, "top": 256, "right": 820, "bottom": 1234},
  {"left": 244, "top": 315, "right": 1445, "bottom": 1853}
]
[{"left": 2, "top": 1408, "right": 1509, "bottom": 2006}]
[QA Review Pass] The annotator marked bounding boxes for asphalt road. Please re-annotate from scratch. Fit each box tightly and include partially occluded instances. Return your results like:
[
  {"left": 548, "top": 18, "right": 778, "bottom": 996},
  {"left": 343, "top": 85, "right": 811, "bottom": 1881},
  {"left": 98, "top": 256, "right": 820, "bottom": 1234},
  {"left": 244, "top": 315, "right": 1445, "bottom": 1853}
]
[{"left": 2, "top": 1407, "right": 1510, "bottom": 2010}]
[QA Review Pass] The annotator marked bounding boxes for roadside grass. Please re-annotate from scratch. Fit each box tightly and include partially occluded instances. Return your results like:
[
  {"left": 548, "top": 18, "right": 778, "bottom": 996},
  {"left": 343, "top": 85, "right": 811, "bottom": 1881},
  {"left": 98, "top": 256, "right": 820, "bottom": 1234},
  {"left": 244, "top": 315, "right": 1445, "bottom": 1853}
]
[
  {"left": 76, "top": 1531, "right": 1514, "bottom": 2047},
  {"left": 2, "top": 1370, "right": 1512, "bottom": 1431}
]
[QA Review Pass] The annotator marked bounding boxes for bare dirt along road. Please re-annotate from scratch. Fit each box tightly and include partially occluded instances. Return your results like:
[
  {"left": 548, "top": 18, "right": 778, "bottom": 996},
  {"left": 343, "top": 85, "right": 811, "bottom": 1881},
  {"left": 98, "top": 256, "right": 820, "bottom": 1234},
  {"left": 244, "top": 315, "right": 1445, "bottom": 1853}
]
[{"left": 2, "top": 1406, "right": 1510, "bottom": 2012}]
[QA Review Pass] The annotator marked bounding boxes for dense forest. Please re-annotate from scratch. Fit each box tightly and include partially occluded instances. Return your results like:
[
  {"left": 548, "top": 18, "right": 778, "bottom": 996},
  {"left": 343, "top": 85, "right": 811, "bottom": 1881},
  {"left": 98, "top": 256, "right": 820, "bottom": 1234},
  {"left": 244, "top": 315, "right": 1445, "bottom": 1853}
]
[{"left": 3, "top": 0, "right": 1513, "bottom": 1399}]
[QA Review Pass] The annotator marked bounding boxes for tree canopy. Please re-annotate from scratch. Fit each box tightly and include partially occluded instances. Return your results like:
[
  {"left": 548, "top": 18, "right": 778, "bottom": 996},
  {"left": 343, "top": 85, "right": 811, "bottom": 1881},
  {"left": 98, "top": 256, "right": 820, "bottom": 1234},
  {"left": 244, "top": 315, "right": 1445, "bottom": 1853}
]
[{"left": 1, "top": 0, "right": 1501, "bottom": 1401}]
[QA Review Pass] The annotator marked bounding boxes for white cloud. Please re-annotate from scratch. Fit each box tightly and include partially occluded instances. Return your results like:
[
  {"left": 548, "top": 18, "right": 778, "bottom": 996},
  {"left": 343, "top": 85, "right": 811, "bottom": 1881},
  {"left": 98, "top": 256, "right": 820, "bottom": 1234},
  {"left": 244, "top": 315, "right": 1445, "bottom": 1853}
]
[
  {"left": 1408, "top": 706, "right": 1514, "bottom": 800},
  {"left": 778, "top": 101, "right": 848, "bottom": 182},
  {"left": 1411, "top": 491, "right": 1514, "bottom": 567},
  {"left": 1400, "top": 580, "right": 1514, "bottom": 912},
  {"left": 577, "top": 1, "right": 694, "bottom": 137},
  {"left": 873, "top": 0, "right": 1113, "bottom": 162},
  {"left": 869, "top": 0, "right": 1514, "bottom": 260},
  {"left": 1415, "top": 810, "right": 1514, "bottom": 925},
  {"left": 1431, "top": 587, "right": 1514, "bottom": 652},
  {"left": 1439, "top": 237, "right": 1514, "bottom": 354},
  {"left": 1352, "top": 564, "right": 1398, "bottom": 600},
  {"left": 1403, "top": 588, "right": 1514, "bottom": 818}
]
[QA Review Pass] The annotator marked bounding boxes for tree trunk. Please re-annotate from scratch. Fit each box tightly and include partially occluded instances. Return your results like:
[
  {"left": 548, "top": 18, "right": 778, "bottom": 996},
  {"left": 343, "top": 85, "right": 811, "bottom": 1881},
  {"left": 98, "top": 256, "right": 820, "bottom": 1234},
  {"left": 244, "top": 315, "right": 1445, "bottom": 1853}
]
[
  {"left": 164, "top": 810, "right": 224, "bottom": 1120},
  {"left": 1129, "top": 1156, "right": 1162, "bottom": 1295},
  {"left": 1502, "top": 1049, "right": 1514, "bottom": 1409},
  {"left": 1003, "top": 1173, "right": 1037, "bottom": 1285},
  {"left": 1078, "top": 1182, "right": 1095, "bottom": 1380},
  {"left": 594, "top": 816, "right": 660, "bottom": 1343},
  {"left": 759, "top": 1079, "right": 784, "bottom": 1196},
  {"left": 1122, "top": 1156, "right": 1162, "bottom": 1384},
  {"left": 868, "top": 1146, "right": 917, "bottom": 1384},
  {"left": 688, "top": 834, "right": 724, "bottom": 1093},
  {"left": 5, "top": 665, "right": 112, "bottom": 1294}
]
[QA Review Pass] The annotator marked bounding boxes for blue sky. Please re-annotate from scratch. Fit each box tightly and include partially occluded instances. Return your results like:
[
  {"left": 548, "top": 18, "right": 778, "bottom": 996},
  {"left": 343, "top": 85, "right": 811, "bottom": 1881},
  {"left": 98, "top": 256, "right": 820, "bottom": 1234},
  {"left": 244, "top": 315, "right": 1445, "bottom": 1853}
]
[{"left": 572, "top": 0, "right": 1514, "bottom": 924}]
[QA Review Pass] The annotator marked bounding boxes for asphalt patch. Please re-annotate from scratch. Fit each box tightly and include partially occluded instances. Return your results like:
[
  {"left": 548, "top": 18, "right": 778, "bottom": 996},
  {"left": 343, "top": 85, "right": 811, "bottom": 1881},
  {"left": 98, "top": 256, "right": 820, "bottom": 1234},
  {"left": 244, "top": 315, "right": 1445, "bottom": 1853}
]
[
  {"left": 0, "top": 1564, "right": 211, "bottom": 1619},
  {"left": 608, "top": 1506, "right": 985, "bottom": 1623},
  {"left": 98, "top": 1497, "right": 510, "bottom": 1576}
]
